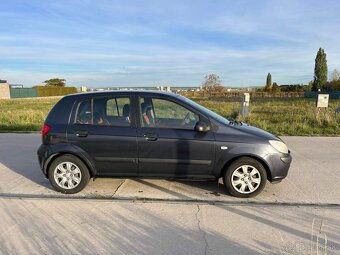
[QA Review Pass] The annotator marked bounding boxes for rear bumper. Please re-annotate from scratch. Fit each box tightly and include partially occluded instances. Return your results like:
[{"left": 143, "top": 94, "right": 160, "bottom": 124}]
[
  {"left": 265, "top": 152, "right": 292, "bottom": 183},
  {"left": 37, "top": 144, "right": 49, "bottom": 176}
]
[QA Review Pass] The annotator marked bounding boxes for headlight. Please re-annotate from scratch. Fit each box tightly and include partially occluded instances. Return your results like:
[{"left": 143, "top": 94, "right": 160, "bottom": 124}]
[{"left": 269, "top": 140, "right": 289, "bottom": 154}]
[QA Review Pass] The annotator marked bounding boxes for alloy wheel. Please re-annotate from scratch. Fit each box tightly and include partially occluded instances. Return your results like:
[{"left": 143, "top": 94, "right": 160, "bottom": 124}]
[
  {"left": 231, "top": 165, "right": 261, "bottom": 194},
  {"left": 54, "top": 162, "right": 82, "bottom": 190}
]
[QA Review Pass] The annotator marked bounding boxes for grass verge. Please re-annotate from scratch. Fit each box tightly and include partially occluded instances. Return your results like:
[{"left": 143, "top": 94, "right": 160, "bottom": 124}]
[{"left": 0, "top": 96, "right": 339, "bottom": 135}]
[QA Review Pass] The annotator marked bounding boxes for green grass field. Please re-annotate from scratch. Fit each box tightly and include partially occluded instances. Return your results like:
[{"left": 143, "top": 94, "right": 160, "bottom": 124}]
[
  {"left": 0, "top": 97, "right": 60, "bottom": 132},
  {"left": 0, "top": 96, "right": 339, "bottom": 135}
]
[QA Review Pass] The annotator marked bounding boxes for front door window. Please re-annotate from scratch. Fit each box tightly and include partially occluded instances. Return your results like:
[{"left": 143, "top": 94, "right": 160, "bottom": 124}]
[{"left": 140, "top": 97, "right": 199, "bottom": 130}]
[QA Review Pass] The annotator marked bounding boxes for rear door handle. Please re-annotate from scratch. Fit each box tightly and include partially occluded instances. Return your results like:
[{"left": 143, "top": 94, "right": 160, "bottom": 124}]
[
  {"left": 75, "top": 130, "right": 88, "bottom": 137},
  {"left": 144, "top": 133, "right": 158, "bottom": 141}
]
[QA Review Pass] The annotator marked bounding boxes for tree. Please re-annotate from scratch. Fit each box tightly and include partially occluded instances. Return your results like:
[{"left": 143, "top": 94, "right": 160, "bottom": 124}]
[
  {"left": 264, "top": 73, "right": 272, "bottom": 91},
  {"left": 279, "top": 84, "right": 311, "bottom": 92},
  {"left": 324, "top": 80, "right": 340, "bottom": 91},
  {"left": 306, "top": 81, "right": 313, "bottom": 92},
  {"left": 44, "top": 78, "right": 66, "bottom": 87},
  {"left": 272, "top": 82, "right": 280, "bottom": 92},
  {"left": 313, "top": 48, "right": 328, "bottom": 91},
  {"left": 202, "top": 74, "right": 224, "bottom": 93},
  {"left": 331, "top": 69, "right": 340, "bottom": 81}
]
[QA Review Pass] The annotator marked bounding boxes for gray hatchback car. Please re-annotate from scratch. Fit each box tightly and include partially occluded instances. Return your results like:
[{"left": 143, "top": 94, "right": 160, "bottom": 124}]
[{"left": 38, "top": 91, "right": 292, "bottom": 197}]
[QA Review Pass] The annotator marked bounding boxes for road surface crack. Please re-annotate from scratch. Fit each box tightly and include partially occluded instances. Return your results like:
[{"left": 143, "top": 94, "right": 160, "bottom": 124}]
[
  {"left": 112, "top": 179, "right": 126, "bottom": 197},
  {"left": 196, "top": 204, "right": 209, "bottom": 255}
]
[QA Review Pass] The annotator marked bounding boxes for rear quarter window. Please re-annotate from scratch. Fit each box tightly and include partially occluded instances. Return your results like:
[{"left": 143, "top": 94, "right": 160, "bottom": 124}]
[{"left": 45, "top": 96, "right": 76, "bottom": 125}]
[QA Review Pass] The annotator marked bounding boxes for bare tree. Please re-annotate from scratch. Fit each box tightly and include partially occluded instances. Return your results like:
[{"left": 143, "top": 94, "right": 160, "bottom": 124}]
[
  {"left": 202, "top": 74, "right": 224, "bottom": 93},
  {"left": 331, "top": 69, "right": 340, "bottom": 81}
]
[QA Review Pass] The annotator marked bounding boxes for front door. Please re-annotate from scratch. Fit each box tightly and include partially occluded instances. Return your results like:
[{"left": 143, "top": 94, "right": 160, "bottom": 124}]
[
  {"left": 137, "top": 96, "right": 215, "bottom": 177},
  {"left": 67, "top": 95, "right": 138, "bottom": 176}
]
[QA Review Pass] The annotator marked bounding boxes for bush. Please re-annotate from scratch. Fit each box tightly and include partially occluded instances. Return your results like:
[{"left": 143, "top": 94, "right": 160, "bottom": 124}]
[
  {"left": 279, "top": 84, "right": 310, "bottom": 92},
  {"left": 33, "top": 86, "right": 78, "bottom": 97},
  {"left": 323, "top": 80, "right": 340, "bottom": 91}
]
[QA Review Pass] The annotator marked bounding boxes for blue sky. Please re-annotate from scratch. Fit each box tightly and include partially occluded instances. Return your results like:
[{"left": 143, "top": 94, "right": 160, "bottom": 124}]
[{"left": 1, "top": 0, "right": 340, "bottom": 87}]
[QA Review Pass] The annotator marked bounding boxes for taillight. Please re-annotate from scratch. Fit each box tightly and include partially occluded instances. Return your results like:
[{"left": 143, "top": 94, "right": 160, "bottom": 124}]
[{"left": 42, "top": 124, "right": 51, "bottom": 137}]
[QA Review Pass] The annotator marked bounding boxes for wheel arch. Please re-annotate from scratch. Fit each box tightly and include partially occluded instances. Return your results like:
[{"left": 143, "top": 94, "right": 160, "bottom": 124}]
[
  {"left": 219, "top": 154, "right": 272, "bottom": 181},
  {"left": 44, "top": 151, "right": 96, "bottom": 178}
]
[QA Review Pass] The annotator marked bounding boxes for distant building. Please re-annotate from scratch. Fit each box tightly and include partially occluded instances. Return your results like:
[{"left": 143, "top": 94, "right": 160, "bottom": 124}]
[{"left": 0, "top": 82, "right": 10, "bottom": 99}]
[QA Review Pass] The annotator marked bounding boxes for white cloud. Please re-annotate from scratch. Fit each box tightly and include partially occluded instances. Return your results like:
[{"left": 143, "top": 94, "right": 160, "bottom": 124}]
[{"left": 1, "top": 0, "right": 340, "bottom": 87}]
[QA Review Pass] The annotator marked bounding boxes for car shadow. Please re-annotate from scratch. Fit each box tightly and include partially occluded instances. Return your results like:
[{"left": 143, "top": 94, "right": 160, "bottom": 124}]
[
  {"left": 0, "top": 133, "right": 53, "bottom": 191},
  {"left": 132, "top": 178, "right": 231, "bottom": 200},
  {"left": 0, "top": 134, "right": 232, "bottom": 198}
]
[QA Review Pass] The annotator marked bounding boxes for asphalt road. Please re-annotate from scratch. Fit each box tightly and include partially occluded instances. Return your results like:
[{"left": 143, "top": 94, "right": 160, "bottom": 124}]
[{"left": 0, "top": 134, "right": 339, "bottom": 254}]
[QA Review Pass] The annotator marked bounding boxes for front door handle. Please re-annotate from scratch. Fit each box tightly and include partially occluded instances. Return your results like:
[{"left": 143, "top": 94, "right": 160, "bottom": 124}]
[
  {"left": 75, "top": 130, "right": 88, "bottom": 137},
  {"left": 144, "top": 133, "right": 158, "bottom": 141}
]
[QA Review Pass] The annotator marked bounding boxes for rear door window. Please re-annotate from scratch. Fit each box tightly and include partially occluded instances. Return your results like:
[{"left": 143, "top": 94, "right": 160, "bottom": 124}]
[
  {"left": 75, "top": 97, "right": 131, "bottom": 127},
  {"left": 106, "top": 98, "right": 130, "bottom": 118}
]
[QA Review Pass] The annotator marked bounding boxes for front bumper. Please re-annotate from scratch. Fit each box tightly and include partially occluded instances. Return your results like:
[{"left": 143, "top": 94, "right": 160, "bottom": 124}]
[{"left": 265, "top": 152, "right": 292, "bottom": 183}]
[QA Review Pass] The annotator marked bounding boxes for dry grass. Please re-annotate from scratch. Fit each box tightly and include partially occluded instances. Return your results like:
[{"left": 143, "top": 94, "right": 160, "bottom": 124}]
[{"left": 194, "top": 97, "right": 340, "bottom": 135}]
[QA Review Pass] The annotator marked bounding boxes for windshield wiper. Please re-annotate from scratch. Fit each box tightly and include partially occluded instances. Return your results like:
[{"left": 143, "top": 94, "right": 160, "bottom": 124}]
[{"left": 229, "top": 119, "right": 243, "bottom": 126}]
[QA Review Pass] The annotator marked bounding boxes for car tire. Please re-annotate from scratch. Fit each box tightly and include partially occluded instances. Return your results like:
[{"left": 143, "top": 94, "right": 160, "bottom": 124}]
[
  {"left": 223, "top": 157, "right": 267, "bottom": 198},
  {"left": 48, "top": 154, "right": 90, "bottom": 194}
]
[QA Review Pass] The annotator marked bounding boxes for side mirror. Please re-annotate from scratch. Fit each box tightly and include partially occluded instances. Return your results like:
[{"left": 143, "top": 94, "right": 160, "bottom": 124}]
[{"left": 194, "top": 121, "right": 210, "bottom": 132}]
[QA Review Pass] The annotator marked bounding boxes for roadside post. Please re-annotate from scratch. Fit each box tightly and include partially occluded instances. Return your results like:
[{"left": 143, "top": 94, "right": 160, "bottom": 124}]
[
  {"left": 336, "top": 106, "right": 340, "bottom": 116},
  {"left": 241, "top": 93, "right": 250, "bottom": 117}
]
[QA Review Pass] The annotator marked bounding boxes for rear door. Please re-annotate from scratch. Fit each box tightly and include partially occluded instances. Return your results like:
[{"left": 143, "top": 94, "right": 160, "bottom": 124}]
[
  {"left": 67, "top": 95, "right": 138, "bottom": 176},
  {"left": 137, "top": 95, "right": 215, "bottom": 177}
]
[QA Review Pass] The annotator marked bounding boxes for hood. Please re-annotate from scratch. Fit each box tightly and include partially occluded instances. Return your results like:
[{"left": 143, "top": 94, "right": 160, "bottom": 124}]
[
  {"left": 228, "top": 122, "right": 278, "bottom": 140},
  {"left": 229, "top": 123, "right": 280, "bottom": 140},
  {"left": 214, "top": 120, "right": 279, "bottom": 143}
]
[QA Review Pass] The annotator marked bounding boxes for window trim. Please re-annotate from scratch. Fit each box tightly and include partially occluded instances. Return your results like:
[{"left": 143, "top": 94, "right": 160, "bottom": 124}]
[{"left": 114, "top": 98, "right": 119, "bottom": 116}]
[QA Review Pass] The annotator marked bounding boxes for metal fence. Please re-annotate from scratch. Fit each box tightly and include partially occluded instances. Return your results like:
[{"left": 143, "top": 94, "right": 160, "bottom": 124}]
[
  {"left": 10, "top": 88, "right": 38, "bottom": 98},
  {"left": 181, "top": 91, "right": 340, "bottom": 99},
  {"left": 305, "top": 91, "right": 340, "bottom": 99},
  {"left": 181, "top": 91, "right": 305, "bottom": 98}
]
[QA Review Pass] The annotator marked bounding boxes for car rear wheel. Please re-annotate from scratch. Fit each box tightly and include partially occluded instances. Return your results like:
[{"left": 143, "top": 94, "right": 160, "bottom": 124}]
[
  {"left": 223, "top": 157, "right": 267, "bottom": 198},
  {"left": 48, "top": 154, "right": 90, "bottom": 194}
]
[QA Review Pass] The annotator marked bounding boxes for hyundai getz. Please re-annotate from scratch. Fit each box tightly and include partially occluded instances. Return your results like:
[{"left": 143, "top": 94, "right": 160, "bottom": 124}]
[{"left": 37, "top": 91, "right": 292, "bottom": 197}]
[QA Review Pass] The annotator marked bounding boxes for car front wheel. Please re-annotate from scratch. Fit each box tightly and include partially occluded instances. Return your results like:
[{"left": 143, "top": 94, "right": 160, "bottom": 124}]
[
  {"left": 48, "top": 154, "right": 90, "bottom": 194},
  {"left": 223, "top": 157, "right": 267, "bottom": 198}
]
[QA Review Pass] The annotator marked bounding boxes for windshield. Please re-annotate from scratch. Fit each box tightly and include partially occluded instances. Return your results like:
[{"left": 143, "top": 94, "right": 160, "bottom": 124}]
[{"left": 177, "top": 95, "right": 230, "bottom": 125}]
